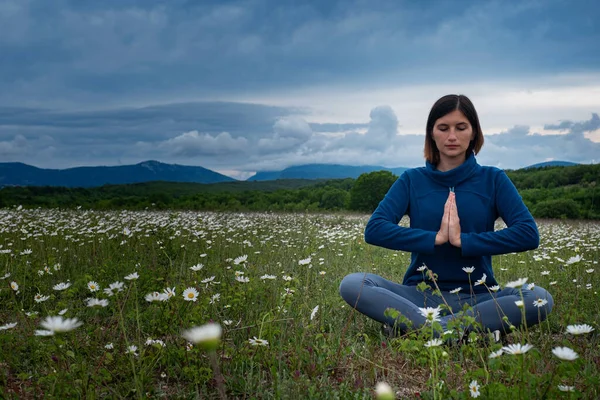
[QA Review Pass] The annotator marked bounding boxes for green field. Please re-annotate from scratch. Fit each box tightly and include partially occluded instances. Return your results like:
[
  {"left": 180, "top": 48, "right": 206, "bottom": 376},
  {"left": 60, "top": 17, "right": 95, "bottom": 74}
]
[{"left": 0, "top": 209, "right": 598, "bottom": 399}]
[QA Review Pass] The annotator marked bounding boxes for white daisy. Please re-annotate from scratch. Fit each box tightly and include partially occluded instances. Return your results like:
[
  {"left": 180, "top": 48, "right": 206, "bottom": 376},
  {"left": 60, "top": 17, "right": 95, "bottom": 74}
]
[
  {"left": 566, "top": 324, "right": 595, "bottom": 335},
  {"left": 53, "top": 282, "right": 71, "bottom": 291},
  {"left": 34, "top": 294, "right": 50, "bottom": 303},
  {"left": 424, "top": 338, "right": 443, "bottom": 348},
  {"left": 182, "top": 287, "right": 199, "bottom": 302},
  {"left": 418, "top": 306, "right": 441, "bottom": 323},
  {"left": 87, "top": 281, "right": 100, "bottom": 292},
  {"left": 501, "top": 343, "right": 533, "bottom": 355},
  {"left": 504, "top": 278, "right": 528, "bottom": 288},
  {"left": 86, "top": 298, "right": 109, "bottom": 307},
  {"left": 40, "top": 316, "right": 83, "bottom": 333},
  {"left": 469, "top": 380, "right": 480, "bottom": 398},
  {"left": 248, "top": 336, "right": 269, "bottom": 346},
  {"left": 0, "top": 322, "right": 17, "bottom": 331},
  {"left": 124, "top": 272, "right": 139, "bottom": 280},
  {"left": 533, "top": 298, "right": 548, "bottom": 307},
  {"left": 462, "top": 267, "right": 475, "bottom": 274},
  {"left": 190, "top": 263, "right": 204, "bottom": 271},
  {"left": 182, "top": 323, "right": 222, "bottom": 348},
  {"left": 552, "top": 346, "right": 578, "bottom": 361}
]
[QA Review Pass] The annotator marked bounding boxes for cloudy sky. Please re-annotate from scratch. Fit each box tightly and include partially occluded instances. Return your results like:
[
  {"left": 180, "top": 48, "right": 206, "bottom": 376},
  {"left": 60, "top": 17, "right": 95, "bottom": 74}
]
[{"left": 1, "top": 0, "right": 599, "bottom": 179}]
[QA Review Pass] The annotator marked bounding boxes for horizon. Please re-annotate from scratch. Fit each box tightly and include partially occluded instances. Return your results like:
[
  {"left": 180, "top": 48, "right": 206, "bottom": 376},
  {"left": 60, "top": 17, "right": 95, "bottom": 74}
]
[
  {"left": 1, "top": 0, "right": 599, "bottom": 180},
  {"left": 1, "top": 158, "right": 589, "bottom": 181}
]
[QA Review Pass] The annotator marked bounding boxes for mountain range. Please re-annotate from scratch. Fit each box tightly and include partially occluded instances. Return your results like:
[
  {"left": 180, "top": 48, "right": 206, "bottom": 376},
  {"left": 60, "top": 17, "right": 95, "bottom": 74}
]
[{"left": 0, "top": 160, "right": 580, "bottom": 188}]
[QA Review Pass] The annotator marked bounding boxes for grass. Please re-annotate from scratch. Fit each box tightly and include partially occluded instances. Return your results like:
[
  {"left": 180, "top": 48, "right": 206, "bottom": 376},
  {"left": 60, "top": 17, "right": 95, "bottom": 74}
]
[{"left": 0, "top": 208, "right": 598, "bottom": 399}]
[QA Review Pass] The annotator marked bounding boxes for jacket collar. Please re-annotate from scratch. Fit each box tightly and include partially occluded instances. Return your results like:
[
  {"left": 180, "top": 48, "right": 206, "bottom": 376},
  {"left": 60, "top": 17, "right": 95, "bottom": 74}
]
[{"left": 424, "top": 152, "right": 480, "bottom": 188}]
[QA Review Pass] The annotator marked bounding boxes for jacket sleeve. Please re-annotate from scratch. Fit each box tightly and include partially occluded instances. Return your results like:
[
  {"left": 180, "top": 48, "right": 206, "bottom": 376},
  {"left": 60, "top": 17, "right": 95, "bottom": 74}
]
[
  {"left": 461, "top": 171, "right": 539, "bottom": 257},
  {"left": 364, "top": 172, "right": 437, "bottom": 254}
]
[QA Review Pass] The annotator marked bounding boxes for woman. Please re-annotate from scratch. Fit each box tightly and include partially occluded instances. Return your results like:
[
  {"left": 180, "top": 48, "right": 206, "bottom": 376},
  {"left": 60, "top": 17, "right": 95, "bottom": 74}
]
[{"left": 339, "top": 94, "right": 553, "bottom": 339}]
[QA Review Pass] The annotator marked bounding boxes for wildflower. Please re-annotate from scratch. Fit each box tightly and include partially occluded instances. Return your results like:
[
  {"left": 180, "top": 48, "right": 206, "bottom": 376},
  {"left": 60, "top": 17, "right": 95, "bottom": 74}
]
[
  {"left": 145, "top": 291, "right": 166, "bottom": 302},
  {"left": 541, "top": 271, "right": 550, "bottom": 276},
  {"left": 10, "top": 281, "right": 18, "bottom": 291},
  {"left": 558, "top": 385, "right": 575, "bottom": 392},
  {"left": 319, "top": 270, "right": 326, "bottom": 275},
  {"left": 586, "top": 269, "right": 594, "bottom": 274},
  {"left": 533, "top": 298, "right": 548, "bottom": 307},
  {"left": 39, "top": 316, "right": 83, "bottom": 333},
  {"left": 375, "top": 382, "right": 394, "bottom": 400},
  {"left": 0, "top": 322, "right": 17, "bottom": 331},
  {"left": 474, "top": 273, "right": 487, "bottom": 286},
  {"left": 182, "top": 287, "right": 199, "bottom": 302},
  {"left": 424, "top": 338, "right": 443, "bottom": 348},
  {"left": 105, "top": 343, "right": 114, "bottom": 350},
  {"left": 501, "top": 343, "right": 533, "bottom": 355},
  {"left": 124, "top": 272, "right": 139, "bottom": 280},
  {"left": 223, "top": 320, "right": 233, "bottom": 326},
  {"left": 86, "top": 298, "right": 109, "bottom": 307},
  {"left": 298, "top": 257, "right": 312, "bottom": 265},
  {"left": 566, "top": 324, "right": 595, "bottom": 335},
  {"left": 87, "top": 281, "right": 100, "bottom": 292},
  {"left": 108, "top": 281, "right": 125, "bottom": 294},
  {"left": 526, "top": 283, "right": 535, "bottom": 290},
  {"left": 310, "top": 305, "right": 319, "bottom": 321},
  {"left": 248, "top": 336, "right": 269, "bottom": 346},
  {"left": 190, "top": 263, "right": 204, "bottom": 271},
  {"left": 514, "top": 300, "right": 524, "bottom": 308},
  {"left": 282, "top": 275, "right": 292, "bottom": 281},
  {"left": 260, "top": 274, "right": 276, "bottom": 280},
  {"left": 201, "top": 276, "right": 217, "bottom": 284},
  {"left": 0, "top": 273, "right": 10, "bottom": 280},
  {"left": 469, "top": 380, "right": 481, "bottom": 398},
  {"left": 235, "top": 276, "right": 250, "bottom": 283},
  {"left": 182, "top": 323, "right": 222, "bottom": 350},
  {"left": 34, "top": 294, "right": 50, "bottom": 303},
  {"left": 488, "top": 285, "right": 500, "bottom": 292},
  {"left": 504, "top": 278, "right": 528, "bottom": 288},
  {"left": 552, "top": 346, "right": 579, "bottom": 361},
  {"left": 488, "top": 349, "right": 503, "bottom": 359},
  {"left": 462, "top": 267, "right": 475, "bottom": 274},
  {"left": 449, "top": 287, "right": 462, "bottom": 294},
  {"left": 417, "top": 264, "right": 427, "bottom": 272},
  {"left": 233, "top": 255, "right": 248, "bottom": 265},
  {"left": 565, "top": 255, "right": 582, "bottom": 265},
  {"left": 163, "top": 287, "right": 176, "bottom": 298},
  {"left": 58, "top": 309, "right": 68, "bottom": 315},
  {"left": 210, "top": 293, "right": 221, "bottom": 304},
  {"left": 419, "top": 306, "right": 441, "bottom": 323},
  {"left": 53, "top": 282, "right": 71, "bottom": 291},
  {"left": 126, "top": 345, "right": 138, "bottom": 356},
  {"left": 145, "top": 338, "right": 165, "bottom": 347},
  {"left": 35, "top": 330, "right": 54, "bottom": 336}
]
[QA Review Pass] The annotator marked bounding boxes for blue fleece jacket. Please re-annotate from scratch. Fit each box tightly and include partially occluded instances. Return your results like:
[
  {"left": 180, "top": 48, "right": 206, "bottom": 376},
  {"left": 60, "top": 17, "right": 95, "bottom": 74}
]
[{"left": 364, "top": 153, "right": 539, "bottom": 293}]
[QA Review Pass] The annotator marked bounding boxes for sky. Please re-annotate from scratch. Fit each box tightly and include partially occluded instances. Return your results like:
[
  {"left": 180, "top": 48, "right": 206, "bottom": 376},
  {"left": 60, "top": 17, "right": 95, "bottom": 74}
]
[{"left": 1, "top": 0, "right": 599, "bottom": 180}]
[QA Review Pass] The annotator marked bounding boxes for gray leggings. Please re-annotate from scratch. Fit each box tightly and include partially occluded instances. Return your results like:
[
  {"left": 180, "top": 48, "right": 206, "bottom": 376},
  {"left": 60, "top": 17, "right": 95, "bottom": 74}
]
[{"left": 339, "top": 273, "right": 554, "bottom": 335}]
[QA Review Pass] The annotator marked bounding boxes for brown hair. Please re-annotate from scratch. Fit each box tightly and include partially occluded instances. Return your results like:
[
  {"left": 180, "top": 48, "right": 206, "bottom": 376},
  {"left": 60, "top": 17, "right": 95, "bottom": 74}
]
[{"left": 423, "top": 94, "right": 484, "bottom": 166}]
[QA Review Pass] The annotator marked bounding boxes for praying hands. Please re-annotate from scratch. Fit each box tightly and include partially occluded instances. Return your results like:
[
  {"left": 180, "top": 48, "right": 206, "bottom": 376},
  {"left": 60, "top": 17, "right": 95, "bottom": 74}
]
[{"left": 435, "top": 191, "right": 462, "bottom": 247}]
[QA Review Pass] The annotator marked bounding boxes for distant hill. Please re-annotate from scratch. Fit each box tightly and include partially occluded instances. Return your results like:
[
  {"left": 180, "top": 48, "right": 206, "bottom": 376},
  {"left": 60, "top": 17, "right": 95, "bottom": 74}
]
[
  {"left": 248, "top": 164, "right": 408, "bottom": 181},
  {"left": 524, "top": 161, "right": 578, "bottom": 169},
  {"left": 0, "top": 160, "right": 236, "bottom": 188}
]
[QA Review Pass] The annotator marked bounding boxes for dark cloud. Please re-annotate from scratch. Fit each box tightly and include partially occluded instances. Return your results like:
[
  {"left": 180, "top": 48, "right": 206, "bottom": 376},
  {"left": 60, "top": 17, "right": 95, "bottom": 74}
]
[
  {"left": 0, "top": 0, "right": 598, "bottom": 106},
  {"left": 544, "top": 113, "right": 600, "bottom": 136}
]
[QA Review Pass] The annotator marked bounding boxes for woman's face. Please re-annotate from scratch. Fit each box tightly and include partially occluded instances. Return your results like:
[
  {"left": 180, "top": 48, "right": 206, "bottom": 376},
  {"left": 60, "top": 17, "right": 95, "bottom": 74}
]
[{"left": 432, "top": 109, "right": 474, "bottom": 164}]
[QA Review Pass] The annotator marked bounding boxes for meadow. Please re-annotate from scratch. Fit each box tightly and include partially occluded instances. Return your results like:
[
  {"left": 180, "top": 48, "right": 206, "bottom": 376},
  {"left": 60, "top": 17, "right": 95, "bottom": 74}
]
[{"left": 0, "top": 207, "right": 598, "bottom": 399}]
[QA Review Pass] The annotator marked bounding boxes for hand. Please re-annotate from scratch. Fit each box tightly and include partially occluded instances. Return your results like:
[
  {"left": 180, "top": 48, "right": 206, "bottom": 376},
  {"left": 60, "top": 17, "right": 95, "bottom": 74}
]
[
  {"left": 448, "top": 192, "right": 462, "bottom": 247},
  {"left": 435, "top": 193, "right": 451, "bottom": 245}
]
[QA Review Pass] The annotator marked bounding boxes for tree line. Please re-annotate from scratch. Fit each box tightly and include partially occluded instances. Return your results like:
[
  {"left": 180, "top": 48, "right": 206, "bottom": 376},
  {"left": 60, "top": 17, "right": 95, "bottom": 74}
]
[{"left": 0, "top": 163, "right": 598, "bottom": 219}]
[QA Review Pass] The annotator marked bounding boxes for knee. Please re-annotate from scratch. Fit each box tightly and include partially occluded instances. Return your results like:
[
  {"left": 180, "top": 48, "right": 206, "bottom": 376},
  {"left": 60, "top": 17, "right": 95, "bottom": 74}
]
[{"left": 339, "top": 272, "right": 369, "bottom": 303}]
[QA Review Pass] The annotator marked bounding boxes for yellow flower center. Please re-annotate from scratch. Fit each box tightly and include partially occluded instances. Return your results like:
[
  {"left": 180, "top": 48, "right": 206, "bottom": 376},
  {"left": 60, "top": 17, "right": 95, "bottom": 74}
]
[{"left": 187, "top": 293, "right": 194, "bottom": 298}]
